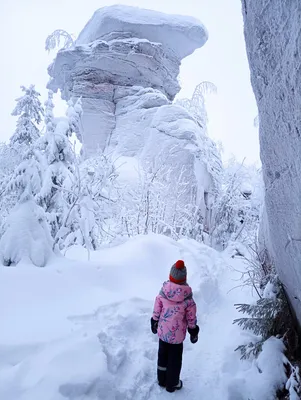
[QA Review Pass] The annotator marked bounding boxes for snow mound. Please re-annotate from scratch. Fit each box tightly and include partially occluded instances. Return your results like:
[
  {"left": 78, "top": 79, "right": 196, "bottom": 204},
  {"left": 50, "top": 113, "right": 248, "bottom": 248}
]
[
  {"left": 227, "top": 337, "right": 288, "bottom": 400},
  {"left": 76, "top": 5, "right": 208, "bottom": 59},
  {"left": 0, "top": 200, "right": 53, "bottom": 268}
]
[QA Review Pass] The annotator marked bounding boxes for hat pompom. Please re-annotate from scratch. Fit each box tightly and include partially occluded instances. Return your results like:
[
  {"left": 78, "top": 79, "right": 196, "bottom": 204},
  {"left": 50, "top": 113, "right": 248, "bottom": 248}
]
[{"left": 175, "top": 260, "right": 185, "bottom": 269}]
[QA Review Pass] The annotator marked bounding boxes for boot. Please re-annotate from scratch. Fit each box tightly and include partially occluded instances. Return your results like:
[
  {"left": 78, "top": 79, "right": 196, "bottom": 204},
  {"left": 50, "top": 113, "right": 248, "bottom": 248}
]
[{"left": 166, "top": 380, "right": 183, "bottom": 393}]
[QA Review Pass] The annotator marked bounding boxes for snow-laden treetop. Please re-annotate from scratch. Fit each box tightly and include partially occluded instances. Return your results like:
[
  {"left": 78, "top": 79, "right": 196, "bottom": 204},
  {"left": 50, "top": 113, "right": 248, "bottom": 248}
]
[{"left": 76, "top": 5, "right": 208, "bottom": 59}]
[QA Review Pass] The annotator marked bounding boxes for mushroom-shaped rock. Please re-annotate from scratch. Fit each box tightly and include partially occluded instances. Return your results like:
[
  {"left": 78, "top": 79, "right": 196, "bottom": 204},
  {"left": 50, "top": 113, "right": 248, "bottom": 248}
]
[
  {"left": 46, "top": 5, "right": 221, "bottom": 233},
  {"left": 46, "top": 6, "right": 216, "bottom": 187}
]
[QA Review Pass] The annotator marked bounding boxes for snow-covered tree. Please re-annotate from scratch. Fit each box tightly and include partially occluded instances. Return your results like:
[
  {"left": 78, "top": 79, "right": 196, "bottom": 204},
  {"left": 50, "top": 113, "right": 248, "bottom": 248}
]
[
  {"left": 0, "top": 92, "right": 85, "bottom": 263},
  {"left": 0, "top": 85, "right": 44, "bottom": 236},
  {"left": 6, "top": 151, "right": 43, "bottom": 203},
  {"left": 0, "top": 143, "right": 25, "bottom": 236},
  {"left": 36, "top": 94, "right": 82, "bottom": 239},
  {"left": 10, "top": 85, "right": 44, "bottom": 146},
  {"left": 1, "top": 142, "right": 52, "bottom": 267}
]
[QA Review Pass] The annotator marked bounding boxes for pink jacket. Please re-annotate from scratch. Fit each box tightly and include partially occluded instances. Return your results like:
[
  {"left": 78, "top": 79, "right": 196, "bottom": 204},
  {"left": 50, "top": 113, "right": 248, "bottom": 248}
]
[{"left": 152, "top": 281, "right": 197, "bottom": 344}]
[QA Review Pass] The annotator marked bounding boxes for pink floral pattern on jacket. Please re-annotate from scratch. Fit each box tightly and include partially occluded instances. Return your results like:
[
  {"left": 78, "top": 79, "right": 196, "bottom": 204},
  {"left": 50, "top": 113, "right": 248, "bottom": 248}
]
[{"left": 152, "top": 281, "right": 197, "bottom": 344}]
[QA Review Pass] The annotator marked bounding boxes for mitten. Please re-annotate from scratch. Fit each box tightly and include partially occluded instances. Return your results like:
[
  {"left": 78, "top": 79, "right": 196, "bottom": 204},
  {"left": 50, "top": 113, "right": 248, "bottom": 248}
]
[
  {"left": 151, "top": 317, "right": 158, "bottom": 334},
  {"left": 190, "top": 335, "right": 198, "bottom": 344},
  {"left": 188, "top": 325, "right": 199, "bottom": 344}
]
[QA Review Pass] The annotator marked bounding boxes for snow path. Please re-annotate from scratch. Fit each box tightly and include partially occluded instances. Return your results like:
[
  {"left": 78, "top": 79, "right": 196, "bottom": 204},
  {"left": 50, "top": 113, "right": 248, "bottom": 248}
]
[
  {"left": 0, "top": 235, "right": 254, "bottom": 400},
  {"left": 148, "top": 257, "right": 252, "bottom": 400}
]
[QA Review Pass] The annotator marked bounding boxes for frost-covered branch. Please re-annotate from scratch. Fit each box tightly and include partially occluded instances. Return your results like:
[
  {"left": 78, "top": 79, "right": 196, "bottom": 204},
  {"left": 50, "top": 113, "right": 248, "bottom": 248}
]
[{"left": 45, "top": 30, "right": 75, "bottom": 52}]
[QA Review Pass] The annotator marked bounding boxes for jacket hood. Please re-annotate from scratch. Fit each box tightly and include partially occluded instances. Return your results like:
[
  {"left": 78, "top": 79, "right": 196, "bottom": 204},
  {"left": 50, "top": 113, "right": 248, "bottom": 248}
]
[{"left": 160, "top": 281, "right": 192, "bottom": 303}]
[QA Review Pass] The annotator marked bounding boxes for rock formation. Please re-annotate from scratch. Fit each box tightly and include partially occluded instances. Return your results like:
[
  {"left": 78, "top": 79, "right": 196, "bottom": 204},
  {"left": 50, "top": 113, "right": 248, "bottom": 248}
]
[{"left": 48, "top": 5, "right": 221, "bottom": 227}]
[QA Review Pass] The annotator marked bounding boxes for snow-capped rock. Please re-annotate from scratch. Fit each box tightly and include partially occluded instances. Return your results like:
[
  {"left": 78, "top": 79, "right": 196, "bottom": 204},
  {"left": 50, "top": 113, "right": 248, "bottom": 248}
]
[
  {"left": 76, "top": 5, "right": 208, "bottom": 59},
  {"left": 48, "top": 5, "right": 207, "bottom": 103},
  {"left": 241, "top": 1, "right": 301, "bottom": 325}
]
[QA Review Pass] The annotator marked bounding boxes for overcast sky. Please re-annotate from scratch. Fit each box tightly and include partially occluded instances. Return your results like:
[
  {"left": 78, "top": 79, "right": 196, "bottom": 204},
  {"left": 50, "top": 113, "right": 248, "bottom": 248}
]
[{"left": 0, "top": 0, "right": 259, "bottom": 164}]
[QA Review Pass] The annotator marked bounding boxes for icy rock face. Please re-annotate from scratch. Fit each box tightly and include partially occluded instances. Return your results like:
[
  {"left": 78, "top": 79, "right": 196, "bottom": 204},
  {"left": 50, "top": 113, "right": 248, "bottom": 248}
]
[
  {"left": 110, "top": 85, "right": 220, "bottom": 209},
  {"left": 241, "top": 1, "right": 301, "bottom": 324}
]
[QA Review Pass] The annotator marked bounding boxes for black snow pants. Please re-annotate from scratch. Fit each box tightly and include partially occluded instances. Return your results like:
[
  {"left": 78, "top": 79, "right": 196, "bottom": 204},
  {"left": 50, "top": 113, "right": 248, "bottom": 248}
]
[{"left": 157, "top": 339, "right": 183, "bottom": 389}]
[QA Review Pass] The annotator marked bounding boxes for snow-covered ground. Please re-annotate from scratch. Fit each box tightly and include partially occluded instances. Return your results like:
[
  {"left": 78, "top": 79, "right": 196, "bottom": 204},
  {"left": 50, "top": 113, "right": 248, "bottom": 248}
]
[{"left": 0, "top": 234, "right": 281, "bottom": 399}]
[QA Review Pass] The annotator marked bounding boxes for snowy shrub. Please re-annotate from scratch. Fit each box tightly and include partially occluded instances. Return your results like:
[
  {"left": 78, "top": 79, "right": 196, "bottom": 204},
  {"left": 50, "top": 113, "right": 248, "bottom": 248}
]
[
  {"left": 55, "top": 152, "right": 118, "bottom": 252},
  {"left": 0, "top": 200, "right": 53, "bottom": 267},
  {"left": 175, "top": 81, "right": 217, "bottom": 133},
  {"left": 210, "top": 159, "right": 262, "bottom": 249},
  {"left": 118, "top": 159, "right": 204, "bottom": 241},
  {"left": 233, "top": 268, "right": 301, "bottom": 398},
  {"left": 234, "top": 280, "right": 283, "bottom": 359},
  {"left": 234, "top": 336, "right": 300, "bottom": 400},
  {"left": 231, "top": 242, "right": 274, "bottom": 299},
  {"left": 285, "top": 363, "right": 301, "bottom": 400},
  {"left": 233, "top": 271, "right": 299, "bottom": 358}
]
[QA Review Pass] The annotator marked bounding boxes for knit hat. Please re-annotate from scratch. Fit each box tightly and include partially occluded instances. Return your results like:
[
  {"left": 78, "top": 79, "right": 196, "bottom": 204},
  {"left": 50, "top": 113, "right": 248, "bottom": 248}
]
[{"left": 169, "top": 260, "right": 187, "bottom": 284}]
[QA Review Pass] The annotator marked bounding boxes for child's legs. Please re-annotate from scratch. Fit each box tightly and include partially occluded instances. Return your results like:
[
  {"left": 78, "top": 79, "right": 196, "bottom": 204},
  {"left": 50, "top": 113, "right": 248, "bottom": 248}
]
[
  {"left": 166, "top": 342, "right": 183, "bottom": 388},
  {"left": 157, "top": 339, "right": 168, "bottom": 385}
]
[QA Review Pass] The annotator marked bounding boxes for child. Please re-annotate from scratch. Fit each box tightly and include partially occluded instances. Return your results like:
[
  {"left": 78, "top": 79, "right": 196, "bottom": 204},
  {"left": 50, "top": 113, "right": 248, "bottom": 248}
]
[{"left": 150, "top": 260, "right": 199, "bottom": 393}]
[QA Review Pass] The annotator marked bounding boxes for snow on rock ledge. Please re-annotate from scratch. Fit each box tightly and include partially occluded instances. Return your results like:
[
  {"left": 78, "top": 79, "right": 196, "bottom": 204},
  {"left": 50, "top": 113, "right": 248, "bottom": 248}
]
[
  {"left": 48, "top": 36, "right": 180, "bottom": 101},
  {"left": 76, "top": 5, "right": 208, "bottom": 59}
]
